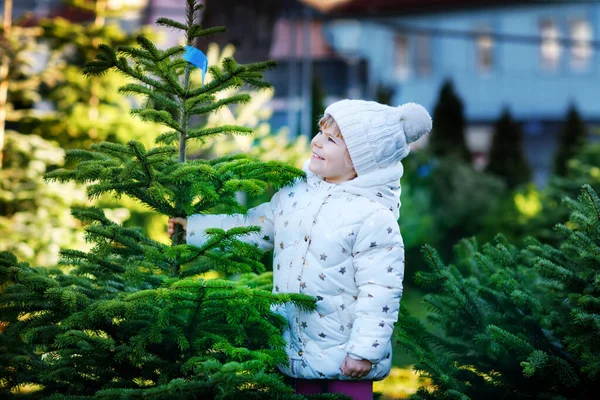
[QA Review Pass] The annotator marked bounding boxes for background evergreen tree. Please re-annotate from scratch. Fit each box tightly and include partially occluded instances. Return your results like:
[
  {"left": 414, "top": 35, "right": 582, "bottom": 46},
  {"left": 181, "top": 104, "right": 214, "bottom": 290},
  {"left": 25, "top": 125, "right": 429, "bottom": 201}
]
[
  {"left": 396, "top": 185, "right": 600, "bottom": 399},
  {"left": 0, "top": 0, "right": 41, "bottom": 166},
  {"left": 375, "top": 84, "right": 395, "bottom": 106},
  {"left": 554, "top": 104, "right": 587, "bottom": 177},
  {"left": 489, "top": 138, "right": 600, "bottom": 249},
  {"left": 0, "top": 1, "right": 89, "bottom": 266},
  {"left": 0, "top": 2, "right": 333, "bottom": 398},
  {"left": 22, "top": 0, "right": 156, "bottom": 150},
  {"left": 429, "top": 156, "right": 505, "bottom": 261},
  {"left": 0, "top": 132, "right": 89, "bottom": 266},
  {"left": 428, "top": 79, "right": 471, "bottom": 163},
  {"left": 485, "top": 108, "right": 532, "bottom": 189}
]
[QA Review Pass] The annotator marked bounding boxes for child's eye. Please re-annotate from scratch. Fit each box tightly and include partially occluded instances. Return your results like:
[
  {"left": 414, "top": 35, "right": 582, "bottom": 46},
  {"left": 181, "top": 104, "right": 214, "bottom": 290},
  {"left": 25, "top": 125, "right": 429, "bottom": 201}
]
[{"left": 328, "top": 137, "right": 336, "bottom": 143}]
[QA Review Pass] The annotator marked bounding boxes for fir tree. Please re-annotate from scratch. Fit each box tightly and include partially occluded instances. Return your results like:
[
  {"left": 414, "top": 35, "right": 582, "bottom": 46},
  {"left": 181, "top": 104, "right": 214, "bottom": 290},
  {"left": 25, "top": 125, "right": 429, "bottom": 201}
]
[
  {"left": 429, "top": 156, "right": 505, "bottom": 260},
  {"left": 0, "top": 2, "right": 331, "bottom": 398},
  {"left": 375, "top": 84, "right": 394, "bottom": 106},
  {"left": 0, "top": 0, "right": 41, "bottom": 167},
  {"left": 396, "top": 185, "right": 600, "bottom": 399},
  {"left": 0, "top": 1, "right": 87, "bottom": 266},
  {"left": 428, "top": 80, "right": 471, "bottom": 163},
  {"left": 554, "top": 104, "right": 588, "bottom": 177},
  {"left": 24, "top": 0, "right": 157, "bottom": 149},
  {"left": 485, "top": 108, "right": 532, "bottom": 189}
]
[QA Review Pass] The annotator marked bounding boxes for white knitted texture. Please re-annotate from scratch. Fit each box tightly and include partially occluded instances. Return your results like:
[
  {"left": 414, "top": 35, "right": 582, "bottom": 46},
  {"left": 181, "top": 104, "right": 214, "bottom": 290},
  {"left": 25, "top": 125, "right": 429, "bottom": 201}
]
[{"left": 324, "top": 99, "right": 430, "bottom": 176}]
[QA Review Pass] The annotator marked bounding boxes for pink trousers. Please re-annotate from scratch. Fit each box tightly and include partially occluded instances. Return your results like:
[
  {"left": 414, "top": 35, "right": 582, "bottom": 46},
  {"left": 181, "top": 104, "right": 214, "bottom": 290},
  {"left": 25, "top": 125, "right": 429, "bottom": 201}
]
[{"left": 292, "top": 378, "right": 373, "bottom": 400}]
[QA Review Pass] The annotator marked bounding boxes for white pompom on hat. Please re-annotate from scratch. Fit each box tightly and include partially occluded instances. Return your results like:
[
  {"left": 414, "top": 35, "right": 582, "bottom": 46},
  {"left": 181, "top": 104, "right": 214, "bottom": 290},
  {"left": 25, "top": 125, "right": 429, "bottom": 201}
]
[{"left": 323, "top": 99, "right": 432, "bottom": 176}]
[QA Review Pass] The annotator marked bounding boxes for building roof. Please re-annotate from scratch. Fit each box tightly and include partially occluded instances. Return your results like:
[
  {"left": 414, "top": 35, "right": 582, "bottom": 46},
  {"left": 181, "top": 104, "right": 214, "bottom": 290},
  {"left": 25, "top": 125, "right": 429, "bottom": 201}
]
[{"left": 298, "top": 0, "right": 546, "bottom": 16}]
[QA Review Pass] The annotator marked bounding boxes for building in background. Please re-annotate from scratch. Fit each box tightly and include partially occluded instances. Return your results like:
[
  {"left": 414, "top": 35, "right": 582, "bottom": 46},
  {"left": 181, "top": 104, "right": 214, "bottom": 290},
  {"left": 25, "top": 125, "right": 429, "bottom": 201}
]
[
  {"left": 298, "top": 0, "right": 600, "bottom": 186},
  {"left": 3, "top": 0, "right": 598, "bottom": 186},
  {"left": 266, "top": 0, "right": 368, "bottom": 138}
]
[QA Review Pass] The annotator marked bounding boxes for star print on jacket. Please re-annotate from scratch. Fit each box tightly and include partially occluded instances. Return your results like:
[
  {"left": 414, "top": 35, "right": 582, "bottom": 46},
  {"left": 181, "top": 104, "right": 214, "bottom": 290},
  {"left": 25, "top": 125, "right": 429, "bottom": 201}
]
[{"left": 184, "top": 162, "right": 406, "bottom": 381}]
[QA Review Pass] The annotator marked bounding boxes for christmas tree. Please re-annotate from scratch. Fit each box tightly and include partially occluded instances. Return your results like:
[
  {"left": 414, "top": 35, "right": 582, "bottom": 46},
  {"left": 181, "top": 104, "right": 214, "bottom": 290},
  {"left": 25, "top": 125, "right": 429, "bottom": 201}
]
[
  {"left": 554, "top": 104, "right": 588, "bottom": 177},
  {"left": 428, "top": 80, "right": 471, "bottom": 163},
  {"left": 485, "top": 108, "right": 532, "bottom": 189},
  {"left": 0, "top": 1, "right": 326, "bottom": 398},
  {"left": 396, "top": 184, "right": 600, "bottom": 399}
]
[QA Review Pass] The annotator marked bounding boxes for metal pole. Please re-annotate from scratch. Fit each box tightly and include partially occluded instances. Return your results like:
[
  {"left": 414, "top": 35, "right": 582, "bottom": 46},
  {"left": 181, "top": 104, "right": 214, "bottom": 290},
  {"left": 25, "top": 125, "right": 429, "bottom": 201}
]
[
  {"left": 287, "top": 11, "right": 298, "bottom": 137},
  {"left": 348, "top": 57, "right": 360, "bottom": 99},
  {"left": 300, "top": 6, "right": 313, "bottom": 137}
]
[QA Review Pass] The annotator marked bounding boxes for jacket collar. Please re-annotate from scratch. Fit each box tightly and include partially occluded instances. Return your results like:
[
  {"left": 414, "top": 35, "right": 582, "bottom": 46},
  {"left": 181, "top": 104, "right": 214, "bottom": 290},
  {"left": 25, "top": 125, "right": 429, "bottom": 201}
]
[{"left": 302, "top": 159, "right": 403, "bottom": 219}]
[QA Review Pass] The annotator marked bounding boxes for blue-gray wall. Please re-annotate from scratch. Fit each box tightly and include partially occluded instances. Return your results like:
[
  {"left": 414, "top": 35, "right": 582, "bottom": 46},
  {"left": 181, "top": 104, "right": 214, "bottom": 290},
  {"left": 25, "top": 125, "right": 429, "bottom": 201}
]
[{"left": 323, "top": 1, "right": 600, "bottom": 123}]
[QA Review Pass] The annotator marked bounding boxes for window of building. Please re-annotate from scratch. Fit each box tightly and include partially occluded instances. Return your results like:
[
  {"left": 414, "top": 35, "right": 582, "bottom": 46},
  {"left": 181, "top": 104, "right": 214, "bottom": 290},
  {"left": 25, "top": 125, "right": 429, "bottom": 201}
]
[
  {"left": 570, "top": 19, "right": 593, "bottom": 69},
  {"left": 415, "top": 33, "right": 432, "bottom": 76},
  {"left": 540, "top": 19, "right": 562, "bottom": 69},
  {"left": 394, "top": 33, "right": 411, "bottom": 80},
  {"left": 475, "top": 26, "right": 494, "bottom": 73}
]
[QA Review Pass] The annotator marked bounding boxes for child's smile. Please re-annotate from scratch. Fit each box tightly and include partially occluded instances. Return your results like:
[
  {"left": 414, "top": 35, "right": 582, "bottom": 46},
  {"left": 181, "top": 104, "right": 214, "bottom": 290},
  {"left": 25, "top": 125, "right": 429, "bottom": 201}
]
[{"left": 312, "top": 151, "right": 325, "bottom": 160}]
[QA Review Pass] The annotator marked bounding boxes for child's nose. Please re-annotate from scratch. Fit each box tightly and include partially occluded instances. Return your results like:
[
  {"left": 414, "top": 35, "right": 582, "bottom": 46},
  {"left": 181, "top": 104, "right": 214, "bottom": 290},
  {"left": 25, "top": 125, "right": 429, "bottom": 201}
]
[{"left": 311, "top": 135, "right": 321, "bottom": 147}]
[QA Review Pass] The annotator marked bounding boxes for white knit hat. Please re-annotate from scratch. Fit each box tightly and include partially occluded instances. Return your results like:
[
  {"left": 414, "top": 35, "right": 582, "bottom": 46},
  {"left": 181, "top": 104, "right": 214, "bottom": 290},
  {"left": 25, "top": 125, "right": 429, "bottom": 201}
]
[{"left": 324, "top": 99, "right": 432, "bottom": 176}]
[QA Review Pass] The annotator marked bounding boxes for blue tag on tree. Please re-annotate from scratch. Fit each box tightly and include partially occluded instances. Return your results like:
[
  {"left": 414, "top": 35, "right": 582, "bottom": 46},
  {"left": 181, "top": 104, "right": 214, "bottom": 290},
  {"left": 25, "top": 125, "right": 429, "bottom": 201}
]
[{"left": 183, "top": 45, "right": 208, "bottom": 84}]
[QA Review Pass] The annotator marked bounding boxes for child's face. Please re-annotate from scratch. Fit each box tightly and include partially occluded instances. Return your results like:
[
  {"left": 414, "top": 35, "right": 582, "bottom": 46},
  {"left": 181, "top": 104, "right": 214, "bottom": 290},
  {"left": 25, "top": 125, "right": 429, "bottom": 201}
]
[{"left": 309, "top": 126, "right": 357, "bottom": 184}]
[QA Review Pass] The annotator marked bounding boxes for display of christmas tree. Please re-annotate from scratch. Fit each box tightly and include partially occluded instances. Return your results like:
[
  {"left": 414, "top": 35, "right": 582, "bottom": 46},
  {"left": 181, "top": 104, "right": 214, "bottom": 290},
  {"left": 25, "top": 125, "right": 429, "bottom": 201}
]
[
  {"left": 485, "top": 108, "right": 531, "bottom": 189},
  {"left": 396, "top": 184, "right": 599, "bottom": 399},
  {"left": 428, "top": 80, "right": 471, "bottom": 163},
  {"left": 0, "top": 1, "right": 323, "bottom": 398},
  {"left": 554, "top": 104, "right": 588, "bottom": 177}
]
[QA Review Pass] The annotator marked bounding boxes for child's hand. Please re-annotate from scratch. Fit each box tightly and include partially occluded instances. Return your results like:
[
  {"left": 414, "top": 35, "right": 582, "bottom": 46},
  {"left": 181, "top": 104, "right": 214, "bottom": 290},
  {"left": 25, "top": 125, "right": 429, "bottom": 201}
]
[
  {"left": 340, "top": 355, "right": 372, "bottom": 379},
  {"left": 168, "top": 217, "right": 187, "bottom": 238}
]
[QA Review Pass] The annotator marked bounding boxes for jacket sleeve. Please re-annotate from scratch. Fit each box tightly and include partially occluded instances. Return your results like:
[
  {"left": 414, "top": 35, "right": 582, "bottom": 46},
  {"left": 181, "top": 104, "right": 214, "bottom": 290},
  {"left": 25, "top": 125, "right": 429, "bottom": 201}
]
[
  {"left": 345, "top": 208, "right": 405, "bottom": 364},
  {"left": 186, "top": 191, "right": 281, "bottom": 252}
]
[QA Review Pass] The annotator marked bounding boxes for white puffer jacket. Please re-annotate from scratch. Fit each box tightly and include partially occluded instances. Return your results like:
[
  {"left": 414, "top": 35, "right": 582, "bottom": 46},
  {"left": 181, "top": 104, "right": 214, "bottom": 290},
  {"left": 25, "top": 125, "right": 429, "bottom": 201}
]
[{"left": 186, "top": 160, "right": 405, "bottom": 381}]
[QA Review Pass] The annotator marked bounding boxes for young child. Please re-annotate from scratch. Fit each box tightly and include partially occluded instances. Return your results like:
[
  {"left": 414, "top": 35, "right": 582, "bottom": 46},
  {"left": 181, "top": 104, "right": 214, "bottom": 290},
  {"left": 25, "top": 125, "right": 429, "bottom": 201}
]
[{"left": 168, "top": 99, "right": 432, "bottom": 400}]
